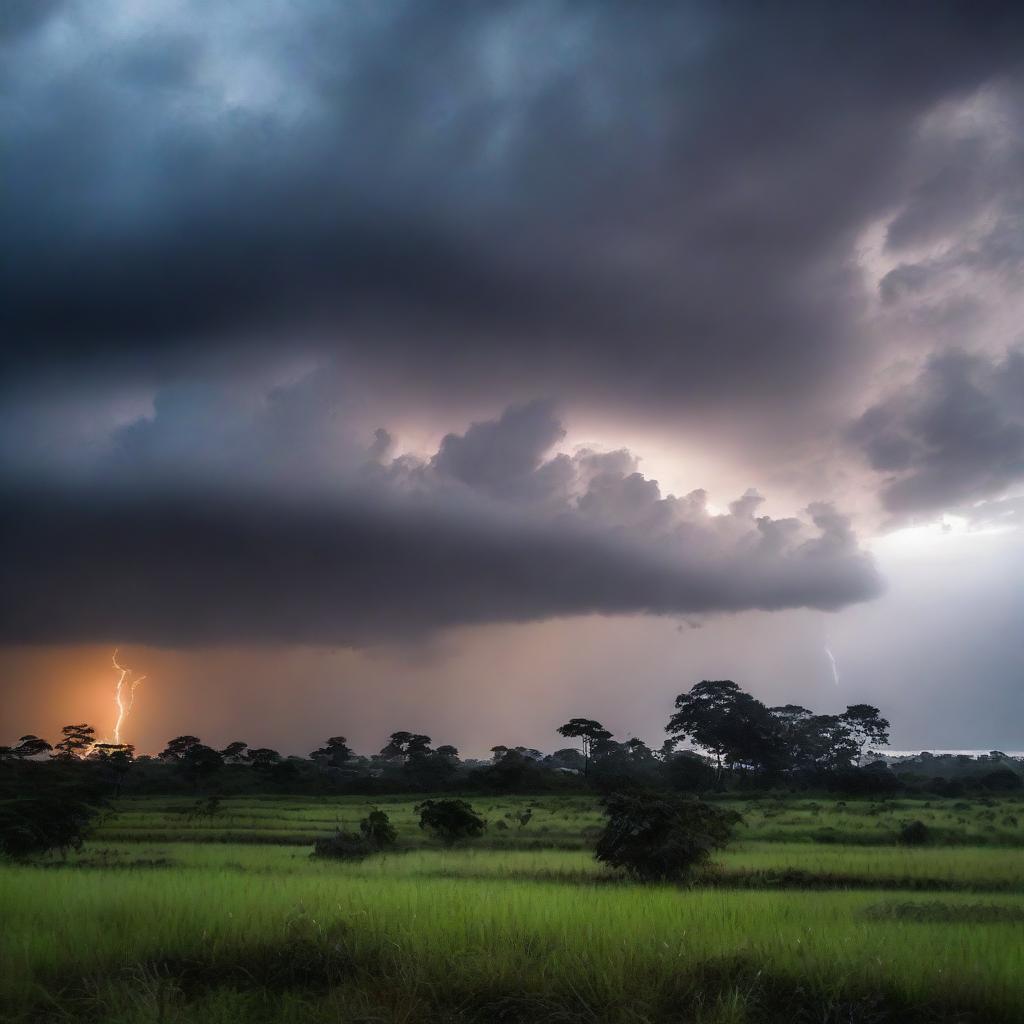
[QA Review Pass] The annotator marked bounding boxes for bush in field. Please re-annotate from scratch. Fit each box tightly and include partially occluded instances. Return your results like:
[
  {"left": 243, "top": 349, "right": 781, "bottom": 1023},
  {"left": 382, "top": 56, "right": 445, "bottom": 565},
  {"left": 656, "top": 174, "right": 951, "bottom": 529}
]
[
  {"left": 0, "top": 791, "right": 100, "bottom": 860},
  {"left": 312, "top": 829, "right": 371, "bottom": 861},
  {"left": 595, "top": 790, "right": 740, "bottom": 882},
  {"left": 359, "top": 809, "right": 397, "bottom": 850},
  {"left": 898, "top": 820, "right": 930, "bottom": 846},
  {"left": 416, "top": 799, "right": 486, "bottom": 845}
]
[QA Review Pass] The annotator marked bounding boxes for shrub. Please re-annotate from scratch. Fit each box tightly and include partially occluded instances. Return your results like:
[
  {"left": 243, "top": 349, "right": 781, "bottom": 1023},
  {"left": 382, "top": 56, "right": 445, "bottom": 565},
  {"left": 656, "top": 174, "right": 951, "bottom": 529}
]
[
  {"left": 898, "top": 820, "right": 930, "bottom": 846},
  {"left": 312, "top": 830, "right": 371, "bottom": 860},
  {"left": 0, "top": 792, "right": 99, "bottom": 860},
  {"left": 359, "top": 809, "right": 397, "bottom": 850},
  {"left": 594, "top": 790, "right": 740, "bottom": 882},
  {"left": 416, "top": 799, "right": 486, "bottom": 845}
]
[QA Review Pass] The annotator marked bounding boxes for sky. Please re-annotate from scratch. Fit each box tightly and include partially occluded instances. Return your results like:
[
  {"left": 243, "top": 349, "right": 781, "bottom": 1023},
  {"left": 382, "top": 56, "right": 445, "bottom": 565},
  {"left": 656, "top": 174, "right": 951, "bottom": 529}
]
[{"left": 2, "top": 0, "right": 1024, "bottom": 757}]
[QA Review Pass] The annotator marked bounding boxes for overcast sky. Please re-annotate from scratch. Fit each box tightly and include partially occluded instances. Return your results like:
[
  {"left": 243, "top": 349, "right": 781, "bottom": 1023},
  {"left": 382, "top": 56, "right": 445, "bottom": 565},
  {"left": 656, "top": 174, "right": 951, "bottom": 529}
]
[{"left": 3, "top": 1, "right": 1023, "bottom": 755}]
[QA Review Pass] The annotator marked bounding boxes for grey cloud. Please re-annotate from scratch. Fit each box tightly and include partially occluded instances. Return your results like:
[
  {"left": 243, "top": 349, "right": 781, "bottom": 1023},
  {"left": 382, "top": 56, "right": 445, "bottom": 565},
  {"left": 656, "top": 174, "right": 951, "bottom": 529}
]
[
  {"left": 3, "top": 0, "right": 1024, "bottom": 437},
  {"left": 0, "top": 400, "right": 881, "bottom": 645},
  {"left": 850, "top": 349, "right": 1024, "bottom": 517}
]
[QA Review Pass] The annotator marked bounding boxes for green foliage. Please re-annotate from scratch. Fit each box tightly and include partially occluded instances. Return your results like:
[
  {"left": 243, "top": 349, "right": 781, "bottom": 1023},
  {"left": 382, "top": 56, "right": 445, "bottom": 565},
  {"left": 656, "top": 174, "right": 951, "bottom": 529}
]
[
  {"left": 416, "top": 798, "right": 486, "bottom": 845},
  {"left": 595, "top": 790, "right": 741, "bottom": 881},
  {"left": 359, "top": 809, "right": 396, "bottom": 850},
  {"left": 0, "top": 790, "right": 99, "bottom": 860},
  {"left": 668, "top": 680, "right": 782, "bottom": 774}
]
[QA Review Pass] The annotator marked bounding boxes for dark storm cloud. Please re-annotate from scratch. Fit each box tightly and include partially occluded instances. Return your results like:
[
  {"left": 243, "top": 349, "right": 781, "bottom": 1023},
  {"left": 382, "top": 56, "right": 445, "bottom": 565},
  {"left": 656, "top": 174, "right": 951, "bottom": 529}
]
[
  {"left": 850, "top": 349, "right": 1024, "bottom": 517},
  {"left": 3, "top": 0, "right": 1024, "bottom": 416},
  {"left": 0, "top": 401, "right": 880, "bottom": 645}
]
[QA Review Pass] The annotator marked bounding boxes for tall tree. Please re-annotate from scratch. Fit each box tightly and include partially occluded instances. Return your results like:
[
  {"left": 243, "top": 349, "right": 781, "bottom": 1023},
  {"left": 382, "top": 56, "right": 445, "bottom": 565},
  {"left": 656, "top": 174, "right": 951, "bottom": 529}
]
[
  {"left": 556, "top": 718, "right": 612, "bottom": 777},
  {"left": 310, "top": 736, "right": 354, "bottom": 767},
  {"left": 666, "top": 681, "right": 779, "bottom": 778},
  {"left": 179, "top": 744, "right": 223, "bottom": 790},
  {"left": 54, "top": 724, "right": 95, "bottom": 760},
  {"left": 667, "top": 679, "right": 778, "bottom": 774},
  {"left": 768, "top": 705, "right": 815, "bottom": 769},
  {"left": 379, "top": 732, "right": 432, "bottom": 760},
  {"left": 219, "top": 741, "right": 249, "bottom": 764},
  {"left": 247, "top": 747, "right": 282, "bottom": 772},
  {"left": 160, "top": 735, "right": 201, "bottom": 761},
  {"left": 840, "top": 704, "right": 890, "bottom": 765},
  {"left": 793, "top": 715, "right": 858, "bottom": 771}
]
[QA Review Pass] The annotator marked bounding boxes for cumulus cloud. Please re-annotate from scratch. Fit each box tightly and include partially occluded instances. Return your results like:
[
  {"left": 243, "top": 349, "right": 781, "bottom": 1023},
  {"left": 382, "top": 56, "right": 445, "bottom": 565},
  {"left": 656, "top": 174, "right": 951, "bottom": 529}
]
[
  {"left": 0, "top": 399, "right": 880, "bottom": 645},
  {"left": 850, "top": 348, "right": 1024, "bottom": 518}
]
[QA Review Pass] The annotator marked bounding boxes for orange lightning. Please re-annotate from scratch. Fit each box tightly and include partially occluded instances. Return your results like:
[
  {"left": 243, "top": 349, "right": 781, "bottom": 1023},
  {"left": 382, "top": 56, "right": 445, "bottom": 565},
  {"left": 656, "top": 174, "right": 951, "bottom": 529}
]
[{"left": 111, "top": 649, "right": 146, "bottom": 744}]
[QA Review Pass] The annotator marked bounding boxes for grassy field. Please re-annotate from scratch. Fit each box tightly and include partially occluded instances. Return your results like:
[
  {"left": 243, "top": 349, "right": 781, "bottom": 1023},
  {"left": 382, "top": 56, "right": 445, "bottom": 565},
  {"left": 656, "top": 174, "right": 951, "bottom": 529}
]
[{"left": 3, "top": 793, "right": 1023, "bottom": 1023}]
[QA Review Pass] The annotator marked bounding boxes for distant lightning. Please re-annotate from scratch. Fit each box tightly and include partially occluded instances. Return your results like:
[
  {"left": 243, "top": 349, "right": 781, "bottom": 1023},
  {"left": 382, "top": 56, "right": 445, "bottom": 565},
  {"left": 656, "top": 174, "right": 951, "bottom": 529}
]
[
  {"left": 111, "top": 649, "right": 146, "bottom": 744},
  {"left": 824, "top": 641, "right": 840, "bottom": 687}
]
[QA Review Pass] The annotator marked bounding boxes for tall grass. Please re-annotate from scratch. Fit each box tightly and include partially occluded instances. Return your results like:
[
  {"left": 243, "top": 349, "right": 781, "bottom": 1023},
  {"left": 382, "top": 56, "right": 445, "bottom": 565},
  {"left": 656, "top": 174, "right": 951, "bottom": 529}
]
[{"left": 2, "top": 863, "right": 1022, "bottom": 1021}]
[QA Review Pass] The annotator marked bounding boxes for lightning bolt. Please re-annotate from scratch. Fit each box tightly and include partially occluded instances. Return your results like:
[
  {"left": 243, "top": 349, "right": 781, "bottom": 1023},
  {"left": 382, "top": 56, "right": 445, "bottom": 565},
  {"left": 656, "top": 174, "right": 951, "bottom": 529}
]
[
  {"left": 112, "top": 649, "right": 146, "bottom": 744},
  {"left": 824, "top": 642, "right": 840, "bottom": 687}
]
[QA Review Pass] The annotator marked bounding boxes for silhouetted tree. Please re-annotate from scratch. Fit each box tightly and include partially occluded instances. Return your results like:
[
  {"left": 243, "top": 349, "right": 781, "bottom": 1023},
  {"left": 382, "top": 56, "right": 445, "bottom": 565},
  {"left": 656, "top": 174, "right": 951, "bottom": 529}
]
[
  {"left": 794, "top": 715, "right": 858, "bottom": 771},
  {"left": 54, "top": 724, "right": 95, "bottom": 760},
  {"left": 180, "top": 744, "right": 223, "bottom": 790},
  {"left": 476, "top": 748, "right": 545, "bottom": 792},
  {"left": 310, "top": 736, "right": 354, "bottom": 767},
  {"left": 840, "top": 704, "right": 890, "bottom": 765},
  {"left": 591, "top": 738, "right": 662, "bottom": 788},
  {"left": 89, "top": 743, "right": 135, "bottom": 796},
  {"left": 379, "top": 732, "right": 432, "bottom": 760},
  {"left": 556, "top": 719, "right": 612, "bottom": 777},
  {"left": 160, "top": 735, "right": 202, "bottom": 761},
  {"left": 547, "top": 748, "right": 586, "bottom": 773},
  {"left": 12, "top": 735, "right": 52, "bottom": 759},
  {"left": 666, "top": 681, "right": 779, "bottom": 779},
  {"left": 417, "top": 799, "right": 486, "bottom": 845},
  {"left": 247, "top": 747, "right": 282, "bottom": 772},
  {"left": 768, "top": 705, "right": 815, "bottom": 768},
  {"left": 219, "top": 741, "right": 249, "bottom": 764},
  {"left": 404, "top": 748, "right": 458, "bottom": 789}
]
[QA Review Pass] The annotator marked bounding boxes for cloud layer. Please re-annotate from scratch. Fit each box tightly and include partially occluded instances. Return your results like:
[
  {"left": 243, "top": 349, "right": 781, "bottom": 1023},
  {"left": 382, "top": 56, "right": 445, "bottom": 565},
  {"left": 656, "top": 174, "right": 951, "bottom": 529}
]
[
  {"left": 3, "top": 0, "right": 1023, "bottom": 435},
  {"left": 0, "top": 400, "right": 880, "bottom": 645},
  {"left": 2, "top": 0, "right": 1024, "bottom": 657},
  {"left": 851, "top": 349, "right": 1024, "bottom": 518}
]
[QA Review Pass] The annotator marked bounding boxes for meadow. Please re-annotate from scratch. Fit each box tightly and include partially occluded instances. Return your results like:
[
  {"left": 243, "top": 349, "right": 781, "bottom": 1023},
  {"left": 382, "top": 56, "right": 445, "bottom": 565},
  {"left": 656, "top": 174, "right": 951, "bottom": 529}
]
[{"left": 2, "top": 793, "right": 1023, "bottom": 1023}]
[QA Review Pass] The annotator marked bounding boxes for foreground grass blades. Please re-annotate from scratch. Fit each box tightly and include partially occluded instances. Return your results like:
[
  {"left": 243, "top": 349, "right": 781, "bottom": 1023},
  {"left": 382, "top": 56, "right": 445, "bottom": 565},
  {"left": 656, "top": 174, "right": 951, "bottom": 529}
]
[{"left": 2, "top": 794, "right": 1023, "bottom": 1023}]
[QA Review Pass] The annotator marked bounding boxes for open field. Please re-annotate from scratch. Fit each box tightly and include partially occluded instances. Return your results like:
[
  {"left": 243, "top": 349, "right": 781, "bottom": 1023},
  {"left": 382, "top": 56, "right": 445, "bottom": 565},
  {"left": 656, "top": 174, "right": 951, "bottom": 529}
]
[{"left": 3, "top": 794, "right": 1024, "bottom": 1023}]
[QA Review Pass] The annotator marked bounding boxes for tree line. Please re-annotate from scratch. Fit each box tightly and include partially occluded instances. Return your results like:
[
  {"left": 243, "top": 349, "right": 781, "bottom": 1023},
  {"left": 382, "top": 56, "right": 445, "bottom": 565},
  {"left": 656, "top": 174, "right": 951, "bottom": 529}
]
[{"left": 2, "top": 679, "right": 899, "bottom": 795}]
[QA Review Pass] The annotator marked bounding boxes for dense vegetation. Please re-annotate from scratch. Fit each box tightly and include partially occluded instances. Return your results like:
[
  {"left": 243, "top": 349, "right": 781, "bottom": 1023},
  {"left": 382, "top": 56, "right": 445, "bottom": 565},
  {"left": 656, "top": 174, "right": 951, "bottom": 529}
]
[
  {"left": 3, "top": 681, "right": 1020, "bottom": 805},
  {"left": 2, "top": 792, "right": 1024, "bottom": 1023},
  {"left": 3, "top": 679, "right": 1023, "bottom": 1022}
]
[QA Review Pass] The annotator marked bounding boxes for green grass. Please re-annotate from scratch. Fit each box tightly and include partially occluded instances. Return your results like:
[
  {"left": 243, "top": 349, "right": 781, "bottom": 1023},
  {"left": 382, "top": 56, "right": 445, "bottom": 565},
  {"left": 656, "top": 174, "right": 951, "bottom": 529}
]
[
  {"left": 3, "top": 794, "right": 1023, "bottom": 1023},
  {"left": 91, "top": 794, "right": 1024, "bottom": 847}
]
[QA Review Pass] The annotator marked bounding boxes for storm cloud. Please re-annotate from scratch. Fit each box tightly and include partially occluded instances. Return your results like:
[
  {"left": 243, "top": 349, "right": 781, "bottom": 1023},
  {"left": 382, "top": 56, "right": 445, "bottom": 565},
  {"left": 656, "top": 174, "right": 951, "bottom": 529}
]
[
  {"left": 851, "top": 349, "right": 1024, "bottom": 518},
  {"left": 4, "top": 2, "right": 1024, "bottom": 750},
  {"left": 3, "top": 0, "right": 1024, "bottom": 437},
  {"left": 0, "top": 401, "right": 880, "bottom": 645}
]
